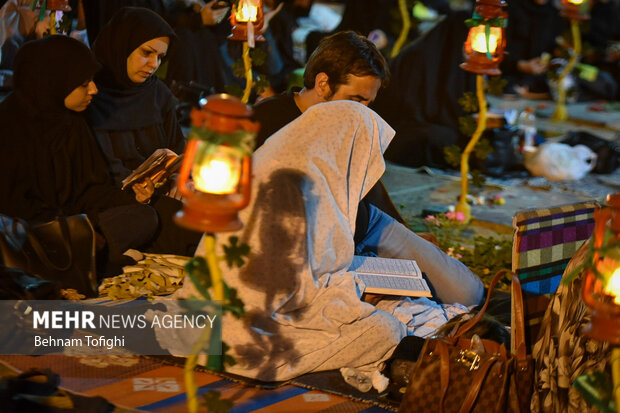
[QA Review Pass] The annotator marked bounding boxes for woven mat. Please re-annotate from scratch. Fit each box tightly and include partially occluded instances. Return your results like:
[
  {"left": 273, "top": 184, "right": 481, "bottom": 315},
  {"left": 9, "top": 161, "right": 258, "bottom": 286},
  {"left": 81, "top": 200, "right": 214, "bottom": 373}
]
[{"left": 0, "top": 355, "right": 392, "bottom": 412}]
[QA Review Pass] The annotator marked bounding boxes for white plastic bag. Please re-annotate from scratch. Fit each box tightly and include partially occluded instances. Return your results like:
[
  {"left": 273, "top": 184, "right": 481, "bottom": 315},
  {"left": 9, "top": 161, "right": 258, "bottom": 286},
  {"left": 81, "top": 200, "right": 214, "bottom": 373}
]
[{"left": 524, "top": 142, "right": 597, "bottom": 181}]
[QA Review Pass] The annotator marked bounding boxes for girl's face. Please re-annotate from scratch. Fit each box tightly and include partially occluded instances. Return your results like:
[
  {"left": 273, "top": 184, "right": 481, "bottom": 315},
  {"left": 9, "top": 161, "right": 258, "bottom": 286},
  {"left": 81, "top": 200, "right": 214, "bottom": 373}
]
[
  {"left": 126, "top": 37, "right": 170, "bottom": 84},
  {"left": 64, "top": 79, "right": 98, "bottom": 112}
]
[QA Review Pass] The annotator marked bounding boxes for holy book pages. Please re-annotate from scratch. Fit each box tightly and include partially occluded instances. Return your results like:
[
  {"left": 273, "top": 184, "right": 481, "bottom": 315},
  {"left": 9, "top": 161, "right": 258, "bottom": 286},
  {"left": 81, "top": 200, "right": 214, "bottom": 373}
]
[
  {"left": 350, "top": 255, "right": 432, "bottom": 298},
  {"left": 121, "top": 149, "right": 182, "bottom": 190}
]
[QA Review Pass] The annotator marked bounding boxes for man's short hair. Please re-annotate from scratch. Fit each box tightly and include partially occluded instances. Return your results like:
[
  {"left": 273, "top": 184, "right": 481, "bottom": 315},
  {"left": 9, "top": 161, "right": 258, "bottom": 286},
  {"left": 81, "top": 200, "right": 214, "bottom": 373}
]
[{"left": 303, "top": 31, "right": 390, "bottom": 94}]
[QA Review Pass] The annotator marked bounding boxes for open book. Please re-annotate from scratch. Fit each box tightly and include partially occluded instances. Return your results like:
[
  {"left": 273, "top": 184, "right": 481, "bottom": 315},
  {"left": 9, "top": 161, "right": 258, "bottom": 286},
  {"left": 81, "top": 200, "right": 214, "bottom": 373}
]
[
  {"left": 121, "top": 149, "right": 183, "bottom": 190},
  {"left": 349, "top": 255, "right": 432, "bottom": 298}
]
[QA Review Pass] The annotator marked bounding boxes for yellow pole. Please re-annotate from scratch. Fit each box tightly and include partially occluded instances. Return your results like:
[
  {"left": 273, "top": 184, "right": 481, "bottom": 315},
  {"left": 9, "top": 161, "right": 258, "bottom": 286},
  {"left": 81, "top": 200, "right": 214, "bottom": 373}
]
[
  {"left": 391, "top": 0, "right": 411, "bottom": 59},
  {"left": 49, "top": 11, "right": 56, "bottom": 35},
  {"left": 184, "top": 235, "right": 223, "bottom": 413},
  {"left": 455, "top": 74, "right": 486, "bottom": 223},
  {"left": 552, "top": 19, "right": 581, "bottom": 122},
  {"left": 242, "top": 41, "right": 253, "bottom": 104},
  {"left": 613, "top": 347, "right": 620, "bottom": 413}
]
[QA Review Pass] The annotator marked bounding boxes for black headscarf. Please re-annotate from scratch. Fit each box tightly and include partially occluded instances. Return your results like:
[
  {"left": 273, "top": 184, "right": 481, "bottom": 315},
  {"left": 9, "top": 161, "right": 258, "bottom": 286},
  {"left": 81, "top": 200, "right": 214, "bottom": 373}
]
[
  {"left": 0, "top": 36, "right": 133, "bottom": 222},
  {"left": 88, "top": 7, "right": 177, "bottom": 130},
  {"left": 12, "top": 35, "right": 100, "bottom": 120}
]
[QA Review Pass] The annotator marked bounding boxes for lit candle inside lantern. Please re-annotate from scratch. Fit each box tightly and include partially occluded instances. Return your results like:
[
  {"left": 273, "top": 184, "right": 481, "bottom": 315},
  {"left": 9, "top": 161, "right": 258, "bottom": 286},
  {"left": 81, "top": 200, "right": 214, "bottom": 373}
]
[
  {"left": 192, "top": 146, "right": 242, "bottom": 194},
  {"left": 604, "top": 267, "right": 620, "bottom": 305},
  {"left": 568, "top": 0, "right": 585, "bottom": 5},
  {"left": 236, "top": 1, "right": 258, "bottom": 22},
  {"left": 471, "top": 26, "right": 501, "bottom": 54}
]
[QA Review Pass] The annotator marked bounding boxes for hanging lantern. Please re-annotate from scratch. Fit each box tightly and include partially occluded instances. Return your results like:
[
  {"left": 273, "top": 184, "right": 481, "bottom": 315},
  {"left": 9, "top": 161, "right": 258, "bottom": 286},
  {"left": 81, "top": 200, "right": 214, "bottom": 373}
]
[
  {"left": 229, "top": 0, "right": 265, "bottom": 42},
  {"left": 175, "top": 94, "right": 259, "bottom": 233},
  {"left": 33, "top": 0, "right": 71, "bottom": 12},
  {"left": 460, "top": 0, "right": 508, "bottom": 76},
  {"left": 561, "top": 0, "right": 591, "bottom": 21},
  {"left": 581, "top": 193, "right": 620, "bottom": 345}
]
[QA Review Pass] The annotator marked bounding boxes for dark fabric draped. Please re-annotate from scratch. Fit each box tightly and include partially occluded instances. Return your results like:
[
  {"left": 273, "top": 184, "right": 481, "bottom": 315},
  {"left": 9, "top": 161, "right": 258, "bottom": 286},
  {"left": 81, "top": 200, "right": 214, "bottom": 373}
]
[
  {"left": 372, "top": 12, "right": 476, "bottom": 168},
  {"left": 501, "top": 0, "right": 563, "bottom": 92},
  {"left": 0, "top": 36, "right": 136, "bottom": 224}
]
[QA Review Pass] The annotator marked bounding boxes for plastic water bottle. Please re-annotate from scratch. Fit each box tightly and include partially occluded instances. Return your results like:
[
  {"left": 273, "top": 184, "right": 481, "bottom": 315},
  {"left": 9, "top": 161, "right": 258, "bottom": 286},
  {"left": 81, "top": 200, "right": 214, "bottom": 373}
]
[{"left": 518, "top": 106, "right": 537, "bottom": 151}]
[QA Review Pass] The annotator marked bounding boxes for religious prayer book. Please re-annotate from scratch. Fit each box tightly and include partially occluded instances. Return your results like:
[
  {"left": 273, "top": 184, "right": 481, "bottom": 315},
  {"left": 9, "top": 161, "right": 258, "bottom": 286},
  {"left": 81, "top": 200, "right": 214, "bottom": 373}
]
[
  {"left": 121, "top": 149, "right": 182, "bottom": 190},
  {"left": 349, "top": 255, "right": 432, "bottom": 298}
]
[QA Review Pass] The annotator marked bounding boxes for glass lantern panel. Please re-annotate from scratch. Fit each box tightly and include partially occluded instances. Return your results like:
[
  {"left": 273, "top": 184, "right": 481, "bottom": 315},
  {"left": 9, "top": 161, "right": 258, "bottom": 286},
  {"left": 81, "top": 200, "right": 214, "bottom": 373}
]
[
  {"left": 192, "top": 142, "right": 243, "bottom": 195},
  {"left": 236, "top": 0, "right": 260, "bottom": 22},
  {"left": 470, "top": 25, "right": 502, "bottom": 54}
]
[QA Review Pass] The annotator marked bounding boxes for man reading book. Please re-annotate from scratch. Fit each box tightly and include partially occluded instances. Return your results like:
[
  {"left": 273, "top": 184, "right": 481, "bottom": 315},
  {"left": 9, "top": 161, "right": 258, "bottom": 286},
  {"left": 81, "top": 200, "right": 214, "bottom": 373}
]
[{"left": 253, "top": 31, "right": 483, "bottom": 306}]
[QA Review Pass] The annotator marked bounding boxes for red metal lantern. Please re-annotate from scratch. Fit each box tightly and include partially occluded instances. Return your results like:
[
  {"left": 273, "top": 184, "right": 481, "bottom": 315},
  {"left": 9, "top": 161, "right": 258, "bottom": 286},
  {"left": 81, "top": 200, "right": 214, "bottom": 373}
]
[
  {"left": 35, "top": 0, "right": 71, "bottom": 12},
  {"left": 174, "top": 94, "right": 259, "bottom": 233},
  {"left": 561, "top": 0, "right": 591, "bottom": 20},
  {"left": 229, "top": 0, "right": 265, "bottom": 42},
  {"left": 582, "top": 193, "right": 620, "bottom": 345},
  {"left": 460, "top": 0, "right": 508, "bottom": 76}
]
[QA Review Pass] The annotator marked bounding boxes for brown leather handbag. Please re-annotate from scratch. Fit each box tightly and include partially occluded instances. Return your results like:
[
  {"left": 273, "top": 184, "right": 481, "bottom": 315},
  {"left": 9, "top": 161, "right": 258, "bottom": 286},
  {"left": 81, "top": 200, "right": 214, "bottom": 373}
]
[{"left": 399, "top": 270, "right": 533, "bottom": 413}]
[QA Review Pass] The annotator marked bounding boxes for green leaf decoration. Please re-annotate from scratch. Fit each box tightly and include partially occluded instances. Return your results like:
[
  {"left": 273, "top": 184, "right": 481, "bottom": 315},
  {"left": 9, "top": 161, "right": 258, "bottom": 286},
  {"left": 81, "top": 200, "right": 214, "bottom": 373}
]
[
  {"left": 486, "top": 76, "right": 507, "bottom": 96},
  {"left": 470, "top": 169, "right": 487, "bottom": 188},
  {"left": 573, "top": 372, "right": 616, "bottom": 413},
  {"left": 223, "top": 236, "right": 251, "bottom": 268},
  {"left": 458, "top": 116, "right": 477, "bottom": 137},
  {"left": 202, "top": 390, "right": 234, "bottom": 413},
  {"left": 465, "top": 12, "right": 507, "bottom": 28},
  {"left": 444, "top": 145, "right": 462, "bottom": 168},
  {"left": 250, "top": 47, "right": 267, "bottom": 67},
  {"left": 474, "top": 138, "right": 494, "bottom": 160},
  {"left": 224, "top": 83, "right": 244, "bottom": 99},
  {"left": 458, "top": 92, "right": 479, "bottom": 113},
  {"left": 222, "top": 342, "right": 237, "bottom": 367},
  {"left": 232, "top": 59, "right": 246, "bottom": 79},
  {"left": 223, "top": 284, "right": 245, "bottom": 318},
  {"left": 189, "top": 128, "right": 256, "bottom": 155},
  {"left": 185, "top": 257, "right": 212, "bottom": 300},
  {"left": 254, "top": 74, "right": 270, "bottom": 95}
]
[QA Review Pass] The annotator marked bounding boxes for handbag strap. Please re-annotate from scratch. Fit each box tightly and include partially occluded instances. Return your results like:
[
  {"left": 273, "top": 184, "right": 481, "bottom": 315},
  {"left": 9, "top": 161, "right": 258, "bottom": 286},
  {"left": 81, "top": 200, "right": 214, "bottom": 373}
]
[
  {"left": 24, "top": 216, "right": 73, "bottom": 272},
  {"left": 452, "top": 269, "right": 511, "bottom": 339},
  {"left": 458, "top": 356, "right": 502, "bottom": 413},
  {"left": 437, "top": 339, "right": 451, "bottom": 413},
  {"left": 511, "top": 272, "right": 528, "bottom": 367},
  {"left": 436, "top": 339, "right": 502, "bottom": 413}
]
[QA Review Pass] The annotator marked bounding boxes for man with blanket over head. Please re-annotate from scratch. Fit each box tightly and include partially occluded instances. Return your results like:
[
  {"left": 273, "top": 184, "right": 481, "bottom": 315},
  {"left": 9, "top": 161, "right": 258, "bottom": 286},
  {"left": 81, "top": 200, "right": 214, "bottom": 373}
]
[{"left": 172, "top": 101, "right": 483, "bottom": 383}]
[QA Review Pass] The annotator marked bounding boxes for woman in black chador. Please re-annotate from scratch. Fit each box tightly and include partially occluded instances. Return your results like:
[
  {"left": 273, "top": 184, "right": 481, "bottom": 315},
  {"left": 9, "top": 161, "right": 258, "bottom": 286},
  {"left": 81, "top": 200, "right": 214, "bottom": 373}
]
[
  {"left": 0, "top": 35, "right": 159, "bottom": 275},
  {"left": 88, "top": 7, "right": 201, "bottom": 258},
  {"left": 87, "top": 7, "right": 185, "bottom": 189}
]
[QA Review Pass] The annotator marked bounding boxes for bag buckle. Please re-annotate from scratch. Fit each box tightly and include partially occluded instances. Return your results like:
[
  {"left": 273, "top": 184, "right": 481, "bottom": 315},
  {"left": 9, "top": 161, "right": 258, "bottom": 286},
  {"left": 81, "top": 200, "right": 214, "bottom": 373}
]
[{"left": 457, "top": 349, "right": 481, "bottom": 371}]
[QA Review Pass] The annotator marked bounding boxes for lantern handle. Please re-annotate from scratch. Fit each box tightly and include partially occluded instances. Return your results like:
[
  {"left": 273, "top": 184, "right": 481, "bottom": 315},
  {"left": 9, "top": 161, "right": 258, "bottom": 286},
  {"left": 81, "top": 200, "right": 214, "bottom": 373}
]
[
  {"left": 177, "top": 139, "right": 199, "bottom": 199},
  {"left": 230, "top": 156, "right": 252, "bottom": 210}
]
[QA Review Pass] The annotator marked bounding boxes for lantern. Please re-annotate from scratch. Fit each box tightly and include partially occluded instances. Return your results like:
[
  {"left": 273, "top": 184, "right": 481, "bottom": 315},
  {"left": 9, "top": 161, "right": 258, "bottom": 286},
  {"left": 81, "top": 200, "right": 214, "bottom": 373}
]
[
  {"left": 34, "top": 0, "right": 71, "bottom": 11},
  {"left": 561, "top": 0, "right": 591, "bottom": 21},
  {"left": 581, "top": 193, "right": 620, "bottom": 345},
  {"left": 229, "top": 0, "right": 265, "bottom": 42},
  {"left": 460, "top": 0, "right": 508, "bottom": 76},
  {"left": 174, "top": 94, "right": 259, "bottom": 233}
]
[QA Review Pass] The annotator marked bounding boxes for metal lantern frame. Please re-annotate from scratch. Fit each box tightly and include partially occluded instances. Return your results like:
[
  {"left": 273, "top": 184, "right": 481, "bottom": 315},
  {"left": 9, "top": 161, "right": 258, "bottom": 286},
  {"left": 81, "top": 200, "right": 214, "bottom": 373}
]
[
  {"left": 460, "top": 0, "right": 508, "bottom": 76},
  {"left": 174, "top": 94, "right": 258, "bottom": 233},
  {"left": 581, "top": 194, "right": 620, "bottom": 345}
]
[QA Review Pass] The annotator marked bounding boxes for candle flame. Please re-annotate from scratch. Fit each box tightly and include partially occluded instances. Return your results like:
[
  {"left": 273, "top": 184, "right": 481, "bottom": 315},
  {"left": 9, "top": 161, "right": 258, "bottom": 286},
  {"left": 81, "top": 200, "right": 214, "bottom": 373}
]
[
  {"left": 568, "top": 0, "right": 585, "bottom": 5},
  {"left": 236, "top": 1, "right": 258, "bottom": 22},
  {"left": 471, "top": 26, "right": 501, "bottom": 54},
  {"left": 193, "top": 147, "right": 242, "bottom": 194},
  {"left": 604, "top": 267, "right": 620, "bottom": 305}
]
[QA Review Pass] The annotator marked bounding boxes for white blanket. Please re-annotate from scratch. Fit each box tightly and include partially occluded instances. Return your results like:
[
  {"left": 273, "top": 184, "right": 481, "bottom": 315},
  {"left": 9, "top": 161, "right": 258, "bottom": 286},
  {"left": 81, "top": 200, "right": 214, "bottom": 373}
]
[{"left": 175, "top": 101, "right": 410, "bottom": 381}]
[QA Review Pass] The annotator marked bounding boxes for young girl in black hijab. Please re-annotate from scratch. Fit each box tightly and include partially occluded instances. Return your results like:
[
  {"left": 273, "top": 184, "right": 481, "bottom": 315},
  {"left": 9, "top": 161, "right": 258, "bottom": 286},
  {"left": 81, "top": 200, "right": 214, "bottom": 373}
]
[
  {"left": 88, "top": 7, "right": 185, "bottom": 192},
  {"left": 0, "top": 35, "right": 160, "bottom": 276}
]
